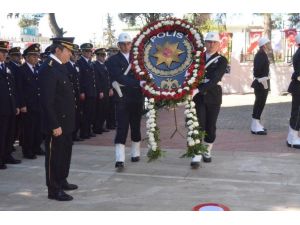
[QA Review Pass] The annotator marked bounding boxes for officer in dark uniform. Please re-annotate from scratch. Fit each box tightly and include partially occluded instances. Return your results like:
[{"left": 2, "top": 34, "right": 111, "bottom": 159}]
[
  {"left": 106, "top": 47, "right": 119, "bottom": 129},
  {"left": 77, "top": 43, "right": 97, "bottom": 139},
  {"left": 191, "top": 32, "right": 228, "bottom": 168},
  {"left": 39, "top": 37, "right": 77, "bottom": 201},
  {"left": 39, "top": 45, "right": 51, "bottom": 64},
  {"left": 0, "top": 41, "right": 21, "bottom": 169},
  {"left": 17, "top": 43, "right": 44, "bottom": 159},
  {"left": 287, "top": 34, "right": 300, "bottom": 149},
  {"left": 65, "top": 44, "right": 83, "bottom": 142},
  {"left": 250, "top": 37, "right": 271, "bottom": 135},
  {"left": 106, "top": 33, "right": 144, "bottom": 169},
  {"left": 8, "top": 47, "right": 22, "bottom": 153},
  {"left": 93, "top": 48, "right": 113, "bottom": 134}
]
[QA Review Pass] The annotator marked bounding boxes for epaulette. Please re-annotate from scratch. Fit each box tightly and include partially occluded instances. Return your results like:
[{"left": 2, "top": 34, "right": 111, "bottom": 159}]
[{"left": 48, "top": 60, "right": 53, "bottom": 67}]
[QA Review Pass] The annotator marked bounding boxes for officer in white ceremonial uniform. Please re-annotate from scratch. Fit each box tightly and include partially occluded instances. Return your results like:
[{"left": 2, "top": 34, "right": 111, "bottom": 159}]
[
  {"left": 191, "top": 32, "right": 228, "bottom": 168},
  {"left": 250, "top": 37, "right": 271, "bottom": 135},
  {"left": 286, "top": 34, "right": 300, "bottom": 149},
  {"left": 106, "top": 33, "right": 144, "bottom": 169}
]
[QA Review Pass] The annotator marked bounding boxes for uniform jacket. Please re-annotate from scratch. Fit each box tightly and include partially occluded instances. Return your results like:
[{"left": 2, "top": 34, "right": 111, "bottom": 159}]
[
  {"left": 66, "top": 61, "right": 81, "bottom": 107},
  {"left": 77, "top": 56, "right": 97, "bottom": 98},
  {"left": 39, "top": 57, "right": 75, "bottom": 134},
  {"left": 93, "top": 60, "right": 111, "bottom": 96},
  {"left": 194, "top": 52, "right": 228, "bottom": 105},
  {"left": 17, "top": 63, "right": 41, "bottom": 112},
  {"left": 7, "top": 61, "right": 21, "bottom": 107},
  {"left": 106, "top": 52, "right": 143, "bottom": 103},
  {"left": 251, "top": 49, "right": 270, "bottom": 90},
  {"left": 0, "top": 63, "right": 17, "bottom": 116},
  {"left": 288, "top": 47, "right": 300, "bottom": 95}
]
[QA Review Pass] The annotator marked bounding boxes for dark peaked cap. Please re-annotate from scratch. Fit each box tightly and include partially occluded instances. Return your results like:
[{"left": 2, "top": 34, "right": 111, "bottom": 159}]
[
  {"left": 23, "top": 43, "right": 41, "bottom": 56},
  {"left": 0, "top": 41, "right": 9, "bottom": 52},
  {"left": 51, "top": 37, "right": 75, "bottom": 51}
]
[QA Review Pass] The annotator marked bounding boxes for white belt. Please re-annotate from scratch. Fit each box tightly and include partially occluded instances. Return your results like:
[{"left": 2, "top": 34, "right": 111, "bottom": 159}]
[{"left": 202, "top": 78, "right": 222, "bottom": 85}]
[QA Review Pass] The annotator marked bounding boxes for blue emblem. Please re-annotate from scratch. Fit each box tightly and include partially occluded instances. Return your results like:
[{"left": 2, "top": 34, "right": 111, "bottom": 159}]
[{"left": 144, "top": 31, "right": 194, "bottom": 90}]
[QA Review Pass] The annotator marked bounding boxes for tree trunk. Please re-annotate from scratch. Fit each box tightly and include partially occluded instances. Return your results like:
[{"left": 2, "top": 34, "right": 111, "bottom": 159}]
[
  {"left": 264, "top": 14, "right": 280, "bottom": 95},
  {"left": 48, "top": 13, "right": 64, "bottom": 37}
]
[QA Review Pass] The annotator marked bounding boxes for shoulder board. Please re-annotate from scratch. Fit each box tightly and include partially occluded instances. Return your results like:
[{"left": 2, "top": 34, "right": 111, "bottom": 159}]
[{"left": 48, "top": 60, "right": 53, "bottom": 67}]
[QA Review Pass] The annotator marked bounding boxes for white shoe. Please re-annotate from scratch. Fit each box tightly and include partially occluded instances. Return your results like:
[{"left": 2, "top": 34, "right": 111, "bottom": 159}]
[
  {"left": 131, "top": 141, "right": 140, "bottom": 162},
  {"left": 287, "top": 126, "right": 300, "bottom": 149},
  {"left": 251, "top": 118, "right": 267, "bottom": 135}
]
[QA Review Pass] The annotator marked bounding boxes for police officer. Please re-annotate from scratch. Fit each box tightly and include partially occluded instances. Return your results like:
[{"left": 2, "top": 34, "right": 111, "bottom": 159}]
[
  {"left": 18, "top": 43, "right": 44, "bottom": 159},
  {"left": 191, "top": 32, "right": 228, "bottom": 169},
  {"left": 65, "top": 44, "right": 82, "bottom": 142},
  {"left": 250, "top": 37, "right": 271, "bottom": 135},
  {"left": 8, "top": 47, "right": 22, "bottom": 153},
  {"left": 0, "top": 41, "right": 21, "bottom": 169},
  {"left": 106, "top": 47, "right": 119, "bottom": 130},
  {"left": 77, "top": 43, "right": 97, "bottom": 139},
  {"left": 106, "top": 33, "right": 144, "bottom": 169},
  {"left": 39, "top": 37, "right": 77, "bottom": 201},
  {"left": 286, "top": 34, "right": 300, "bottom": 149},
  {"left": 93, "top": 48, "right": 113, "bottom": 134}
]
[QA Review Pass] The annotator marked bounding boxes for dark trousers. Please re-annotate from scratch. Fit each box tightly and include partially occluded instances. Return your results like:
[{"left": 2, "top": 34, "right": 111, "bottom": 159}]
[
  {"left": 22, "top": 111, "right": 43, "bottom": 156},
  {"left": 252, "top": 88, "right": 268, "bottom": 120},
  {"left": 290, "top": 93, "right": 300, "bottom": 130},
  {"left": 72, "top": 106, "right": 81, "bottom": 139},
  {"left": 94, "top": 96, "right": 109, "bottom": 131},
  {"left": 194, "top": 96, "right": 221, "bottom": 143},
  {"left": 0, "top": 115, "right": 14, "bottom": 163},
  {"left": 115, "top": 101, "right": 143, "bottom": 144},
  {"left": 106, "top": 96, "right": 116, "bottom": 129},
  {"left": 45, "top": 133, "right": 73, "bottom": 193},
  {"left": 80, "top": 97, "right": 96, "bottom": 137},
  {"left": 9, "top": 114, "right": 16, "bottom": 153}
]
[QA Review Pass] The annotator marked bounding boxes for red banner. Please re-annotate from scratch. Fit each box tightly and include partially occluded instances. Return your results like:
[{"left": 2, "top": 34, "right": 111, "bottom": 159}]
[
  {"left": 219, "top": 32, "right": 232, "bottom": 56},
  {"left": 247, "top": 31, "right": 263, "bottom": 54},
  {"left": 285, "top": 28, "right": 297, "bottom": 48}
]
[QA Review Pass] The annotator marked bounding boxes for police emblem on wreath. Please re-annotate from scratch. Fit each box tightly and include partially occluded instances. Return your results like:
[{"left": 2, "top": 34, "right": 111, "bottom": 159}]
[
  {"left": 130, "top": 18, "right": 207, "bottom": 161},
  {"left": 131, "top": 18, "right": 205, "bottom": 103}
]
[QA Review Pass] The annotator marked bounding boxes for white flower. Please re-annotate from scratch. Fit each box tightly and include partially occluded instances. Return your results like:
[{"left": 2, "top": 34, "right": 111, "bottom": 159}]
[
  {"left": 149, "top": 98, "right": 155, "bottom": 103},
  {"left": 178, "top": 88, "right": 183, "bottom": 93},
  {"left": 195, "top": 139, "right": 200, "bottom": 144},
  {"left": 194, "top": 130, "right": 199, "bottom": 135}
]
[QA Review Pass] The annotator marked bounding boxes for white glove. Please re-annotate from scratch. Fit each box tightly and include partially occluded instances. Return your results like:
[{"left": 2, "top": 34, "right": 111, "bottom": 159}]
[
  {"left": 112, "top": 81, "right": 123, "bottom": 97},
  {"left": 257, "top": 77, "right": 269, "bottom": 83},
  {"left": 297, "top": 76, "right": 300, "bottom": 81},
  {"left": 140, "top": 80, "right": 146, "bottom": 88},
  {"left": 192, "top": 88, "right": 199, "bottom": 98},
  {"left": 257, "top": 76, "right": 269, "bottom": 89}
]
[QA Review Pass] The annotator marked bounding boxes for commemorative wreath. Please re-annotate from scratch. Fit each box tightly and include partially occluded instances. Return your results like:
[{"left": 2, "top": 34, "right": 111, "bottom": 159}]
[{"left": 130, "top": 18, "right": 207, "bottom": 161}]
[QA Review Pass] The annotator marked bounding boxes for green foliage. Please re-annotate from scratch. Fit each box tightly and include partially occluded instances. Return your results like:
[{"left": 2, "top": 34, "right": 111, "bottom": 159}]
[
  {"left": 118, "top": 13, "right": 172, "bottom": 27},
  {"left": 18, "top": 14, "right": 44, "bottom": 28},
  {"left": 103, "top": 13, "right": 117, "bottom": 47}
]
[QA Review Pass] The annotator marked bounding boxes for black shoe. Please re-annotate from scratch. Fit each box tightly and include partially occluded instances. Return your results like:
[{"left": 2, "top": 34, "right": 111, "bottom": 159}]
[
  {"left": 5, "top": 155, "right": 21, "bottom": 164},
  {"left": 107, "top": 126, "right": 115, "bottom": 130},
  {"left": 80, "top": 135, "right": 90, "bottom": 139},
  {"left": 131, "top": 156, "right": 140, "bottom": 162},
  {"left": 93, "top": 130, "right": 103, "bottom": 134},
  {"left": 48, "top": 190, "right": 73, "bottom": 201},
  {"left": 190, "top": 162, "right": 200, "bottom": 169},
  {"left": 89, "top": 133, "right": 96, "bottom": 137},
  {"left": 251, "top": 130, "right": 267, "bottom": 135},
  {"left": 286, "top": 141, "right": 300, "bottom": 149},
  {"left": 35, "top": 149, "right": 46, "bottom": 156},
  {"left": 102, "top": 128, "right": 110, "bottom": 132},
  {"left": 23, "top": 154, "right": 37, "bottom": 159},
  {"left": 115, "top": 161, "right": 124, "bottom": 169},
  {"left": 62, "top": 182, "right": 78, "bottom": 191},
  {"left": 0, "top": 163, "right": 7, "bottom": 170},
  {"left": 73, "top": 137, "right": 84, "bottom": 142},
  {"left": 203, "top": 156, "right": 212, "bottom": 163}
]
